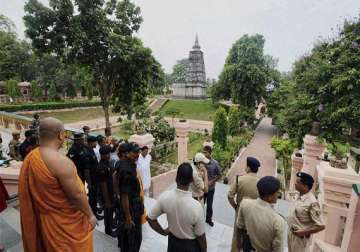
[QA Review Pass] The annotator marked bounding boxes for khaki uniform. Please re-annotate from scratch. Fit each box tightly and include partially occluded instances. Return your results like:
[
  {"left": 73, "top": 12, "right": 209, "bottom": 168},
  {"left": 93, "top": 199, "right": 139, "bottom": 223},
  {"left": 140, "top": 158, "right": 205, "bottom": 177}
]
[
  {"left": 237, "top": 198, "right": 286, "bottom": 252},
  {"left": 228, "top": 173, "right": 259, "bottom": 252},
  {"left": 190, "top": 163, "right": 206, "bottom": 199},
  {"left": 8, "top": 139, "right": 21, "bottom": 161},
  {"left": 287, "top": 192, "right": 324, "bottom": 252}
]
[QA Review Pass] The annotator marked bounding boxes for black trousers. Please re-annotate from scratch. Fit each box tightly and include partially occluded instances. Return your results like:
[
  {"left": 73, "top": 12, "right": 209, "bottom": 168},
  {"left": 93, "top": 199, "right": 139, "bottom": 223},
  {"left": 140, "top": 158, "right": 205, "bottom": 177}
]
[
  {"left": 168, "top": 233, "right": 200, "bottom": 252},
  {"left": 118, "top": 222, "right": 142, "bottom": 252},
  {"left": 88, "top": 186, "right": 97, "bottom": 215},
  {"left": 204, "top": 188, "right": 215, "bottom": 221},
  {"left": 104, "top": 207, "right": 114, "bottom": 236}
]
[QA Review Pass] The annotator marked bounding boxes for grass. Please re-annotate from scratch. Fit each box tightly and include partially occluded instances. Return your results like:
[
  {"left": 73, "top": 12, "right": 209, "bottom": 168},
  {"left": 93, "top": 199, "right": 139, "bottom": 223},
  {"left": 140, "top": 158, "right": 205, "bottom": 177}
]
[
  {"left": 161, "top": 133, "right": 206, "bottom": 164},
  {"left": 159, "top": 99, "right": 217, "bottom": 121},
  {"left": 19, "top": 107, "right": 116, "bottom": 124}
]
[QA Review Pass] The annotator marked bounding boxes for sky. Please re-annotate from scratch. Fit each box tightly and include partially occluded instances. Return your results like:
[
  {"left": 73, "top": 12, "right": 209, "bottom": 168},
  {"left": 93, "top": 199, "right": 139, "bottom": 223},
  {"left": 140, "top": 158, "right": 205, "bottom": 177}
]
[{"left": 1, "top": 0, "right": 360, "bottom": 78}]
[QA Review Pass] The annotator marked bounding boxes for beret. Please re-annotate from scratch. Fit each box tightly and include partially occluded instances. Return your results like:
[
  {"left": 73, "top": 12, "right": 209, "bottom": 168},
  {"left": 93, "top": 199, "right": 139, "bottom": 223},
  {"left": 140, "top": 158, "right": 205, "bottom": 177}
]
[{"left": 247, "top": 157, "right": 261, "bottom": 169}]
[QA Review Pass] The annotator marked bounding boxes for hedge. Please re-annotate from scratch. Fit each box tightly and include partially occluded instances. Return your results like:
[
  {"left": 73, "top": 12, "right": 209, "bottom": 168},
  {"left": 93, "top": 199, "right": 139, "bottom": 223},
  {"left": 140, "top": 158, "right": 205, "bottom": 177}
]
[{"left": 0, "top": 101, "right": 102, "bottom": 112}]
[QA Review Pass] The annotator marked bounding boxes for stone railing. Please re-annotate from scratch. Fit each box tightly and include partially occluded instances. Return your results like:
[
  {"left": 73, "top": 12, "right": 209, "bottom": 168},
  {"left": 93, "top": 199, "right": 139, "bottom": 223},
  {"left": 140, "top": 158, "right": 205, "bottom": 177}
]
[
  {"left": 0, "top": 111, "right": 85, "bottom": 195},
  {"left": 151, "top": 141, "right": 177, "bottom": 160},
  {"left": 289, "top": 151, "right": 304, "bottom": 191},
  {"left": 312, "top": 161, "right": 360, "bottom": 252},
  {"left": 0, "top": 111, "right": 32, "bottom": 131},
  {"left": 150, "top": 168, "right": 177, "bottom": 198}
]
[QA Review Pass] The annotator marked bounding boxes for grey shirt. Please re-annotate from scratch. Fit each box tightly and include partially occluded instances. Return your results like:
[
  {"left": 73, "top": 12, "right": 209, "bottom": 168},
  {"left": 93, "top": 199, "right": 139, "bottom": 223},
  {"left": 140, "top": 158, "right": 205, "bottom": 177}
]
[{"left": 207, "top": 159, "right": 221, "bottom": 190}]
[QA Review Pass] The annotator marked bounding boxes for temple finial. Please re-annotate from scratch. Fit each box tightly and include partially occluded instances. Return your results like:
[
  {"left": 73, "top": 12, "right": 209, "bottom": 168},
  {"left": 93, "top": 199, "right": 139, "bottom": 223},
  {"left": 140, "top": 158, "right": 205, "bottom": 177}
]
[{"left": 193, "top": 34, "right": 200, "bottom": 50}]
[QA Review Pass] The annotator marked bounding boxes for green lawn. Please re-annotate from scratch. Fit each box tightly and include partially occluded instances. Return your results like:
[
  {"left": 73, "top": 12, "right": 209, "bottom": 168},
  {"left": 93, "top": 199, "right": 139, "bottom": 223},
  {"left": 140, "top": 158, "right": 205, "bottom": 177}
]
[
  {"left": 20, "top": 107, "right": 116, "bottom": 124},
  {"left": 159, "top": 99, "right": 217, "bottom": 121}
]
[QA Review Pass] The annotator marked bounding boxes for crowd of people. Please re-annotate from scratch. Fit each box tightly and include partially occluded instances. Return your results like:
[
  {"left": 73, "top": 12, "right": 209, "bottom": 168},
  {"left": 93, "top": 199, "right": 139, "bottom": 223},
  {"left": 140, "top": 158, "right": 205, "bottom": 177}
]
[{"left": 12, "top": 116, "right": 326, "bottom": 252}]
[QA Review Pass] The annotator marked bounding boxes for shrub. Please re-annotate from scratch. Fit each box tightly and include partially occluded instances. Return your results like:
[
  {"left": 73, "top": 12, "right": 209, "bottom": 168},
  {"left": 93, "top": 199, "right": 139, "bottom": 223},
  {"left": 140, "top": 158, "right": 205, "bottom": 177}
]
[
  {"left": 228, "top": 106, "right": 241, "bottom": 136},
  {"left": 121, "top": 119, "right": 134, "bottom": 132},
  {"left": 326, "top": 142, "right": 350, "bottom": 159},
  {"left": 6, "top": 79, "right": 21, "bottom": 99},
  {"left": 239, "top": 106, "right": 256, "bottom": 125},
  {"left": 212, "top": 144, "right": 232, "bottom": 173},
  {"left": 0, "top": 100, "right": 101, "bottom": 112},
  {"left": 30, "top": 80, "right": 42, "bottom": 98},
  {"left": 212, "top": 107, "right": 228, "bottom": 149}
]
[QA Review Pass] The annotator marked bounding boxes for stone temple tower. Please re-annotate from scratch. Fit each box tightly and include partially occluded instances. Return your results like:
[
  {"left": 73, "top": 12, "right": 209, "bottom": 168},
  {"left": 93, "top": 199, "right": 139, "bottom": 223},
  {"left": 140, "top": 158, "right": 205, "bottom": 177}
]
[
  {"left": 172, "top": 35, "right": 207, "bottom": 99},
  {"left": 186, "top": 35, "right": 206, "bottom": 84}
]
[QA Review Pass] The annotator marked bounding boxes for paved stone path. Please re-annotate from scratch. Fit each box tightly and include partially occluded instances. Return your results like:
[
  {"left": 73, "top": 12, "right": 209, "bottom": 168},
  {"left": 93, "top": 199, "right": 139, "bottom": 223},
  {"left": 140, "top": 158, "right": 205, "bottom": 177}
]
[
  {"left": 66, "top": 116, "right": 120, "bottom": 131},
  {"left": 227, "top": 117, "right": 277, "bottom": 185},
  {"left": 165, "top": 117, "right": 213, "bottom": 133}
]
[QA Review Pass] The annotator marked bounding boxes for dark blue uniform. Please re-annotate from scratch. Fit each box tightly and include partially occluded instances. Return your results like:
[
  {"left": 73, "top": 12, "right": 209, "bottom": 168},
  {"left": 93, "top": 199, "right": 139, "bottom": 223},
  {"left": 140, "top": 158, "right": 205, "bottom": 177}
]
[{"left": 116, "top": 159, "right": 144, "bottom": 252}]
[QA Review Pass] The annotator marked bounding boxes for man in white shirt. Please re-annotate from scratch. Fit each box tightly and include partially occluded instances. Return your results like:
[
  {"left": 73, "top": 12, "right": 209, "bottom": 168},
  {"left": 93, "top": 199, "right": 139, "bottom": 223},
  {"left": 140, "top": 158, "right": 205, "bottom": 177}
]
[
  {"left": 147, "top": 162, "right": 207, "bottom": 252},
  {"left": 94, "top": 135, "right": 106, "bottom": 162},
  {"left": 136, "top": 146, "right": 152, "bottom": 196}
]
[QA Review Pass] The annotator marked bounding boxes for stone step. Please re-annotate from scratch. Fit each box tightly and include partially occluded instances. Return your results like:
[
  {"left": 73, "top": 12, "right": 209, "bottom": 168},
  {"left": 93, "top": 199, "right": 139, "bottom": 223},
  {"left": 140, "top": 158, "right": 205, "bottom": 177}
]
[
  {"left": 95, "top": 196, "right": 233, "bottom": 251},
  {"left": 0, "top": 207, "right": 119, "bottom": 252}
]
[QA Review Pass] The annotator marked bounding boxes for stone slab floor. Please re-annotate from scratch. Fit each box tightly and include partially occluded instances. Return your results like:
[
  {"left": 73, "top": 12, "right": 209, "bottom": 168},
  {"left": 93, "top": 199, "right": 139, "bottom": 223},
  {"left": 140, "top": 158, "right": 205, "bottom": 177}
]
[{"left": 0, "top": 183, "right": 289, "bottom": 251}]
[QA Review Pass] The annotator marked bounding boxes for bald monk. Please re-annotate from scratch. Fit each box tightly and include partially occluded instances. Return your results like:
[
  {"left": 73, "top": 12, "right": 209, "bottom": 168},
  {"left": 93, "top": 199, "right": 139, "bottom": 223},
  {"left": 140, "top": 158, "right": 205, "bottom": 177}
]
[{"left": 19, "top": 117, "right": 95, "bottom": 252}]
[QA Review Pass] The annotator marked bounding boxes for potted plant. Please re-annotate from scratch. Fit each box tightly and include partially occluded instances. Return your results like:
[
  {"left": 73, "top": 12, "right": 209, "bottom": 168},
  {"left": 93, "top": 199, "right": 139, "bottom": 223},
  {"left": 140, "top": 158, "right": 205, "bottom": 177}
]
[{"left": 326, "top": 142, "right": 350, "bottom": 169}]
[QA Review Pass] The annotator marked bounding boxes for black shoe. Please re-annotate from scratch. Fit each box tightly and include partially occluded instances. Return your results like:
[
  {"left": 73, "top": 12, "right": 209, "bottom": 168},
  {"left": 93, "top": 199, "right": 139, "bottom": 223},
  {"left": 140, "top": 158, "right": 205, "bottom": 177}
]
[{"left": 206, "top": 220, "right": 214, "bottom": 227}]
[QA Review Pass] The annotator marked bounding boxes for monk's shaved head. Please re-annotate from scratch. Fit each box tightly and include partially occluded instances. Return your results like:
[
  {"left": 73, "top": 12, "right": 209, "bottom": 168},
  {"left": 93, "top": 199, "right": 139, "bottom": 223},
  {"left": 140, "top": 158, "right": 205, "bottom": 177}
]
[{"left": 39, "top": 117, "right": 64, "bottom": 141}]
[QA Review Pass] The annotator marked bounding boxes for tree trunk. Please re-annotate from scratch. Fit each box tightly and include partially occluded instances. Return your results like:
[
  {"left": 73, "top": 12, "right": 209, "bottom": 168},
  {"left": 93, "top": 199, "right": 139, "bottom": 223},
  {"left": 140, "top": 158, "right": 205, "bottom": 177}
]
[
  {"left": 97, "top": 76, "right": 112, "bottom": 136},
  {"left": 102, "top": 101, "right": 111, "bottom": 136}
]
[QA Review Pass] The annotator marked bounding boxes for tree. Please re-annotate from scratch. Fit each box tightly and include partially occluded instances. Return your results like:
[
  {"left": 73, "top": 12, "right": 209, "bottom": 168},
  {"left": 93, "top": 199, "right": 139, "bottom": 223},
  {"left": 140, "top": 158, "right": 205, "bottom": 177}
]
[
  {"left": 271, "top": 137, "right": 296, "bottom": 190},
  {"left": 170, "top": 59, "right": 188, "bottom": 83},
  {"left": 6, "top": 79, "right": 20, "bottom": 99},
  {"left": 270, "top": 17, "right": 360, "bottom": 145},
  {"left": 48, "top": 83, "right": 58, "bottom": 101},
  {"left": 212, "top": 107, "right": 228, "bottom": 149},
  {"left": 0, "top": 15, "right": 34, "bottom": 81},
  {"left": 166, "top": 107, "right": 181, "bottom": 125},
  {"left": 24, "top": 0, "right": 160, "bottom": 133},
  {"left": 228, "top": 106, "right": 241, "bottom": 136},
  {"left": 213, "top": 34, "right": 279, "bottom": 109},
  {"left": 30, "top": 80, "right": 42, "bottom": 98}
]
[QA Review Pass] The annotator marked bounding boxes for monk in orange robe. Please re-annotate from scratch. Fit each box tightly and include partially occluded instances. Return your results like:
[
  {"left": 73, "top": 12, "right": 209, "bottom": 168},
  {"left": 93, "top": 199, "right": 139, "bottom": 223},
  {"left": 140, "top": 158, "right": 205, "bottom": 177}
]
[{"left": 19, "top": 117, "right": 95, "bottom": 252}]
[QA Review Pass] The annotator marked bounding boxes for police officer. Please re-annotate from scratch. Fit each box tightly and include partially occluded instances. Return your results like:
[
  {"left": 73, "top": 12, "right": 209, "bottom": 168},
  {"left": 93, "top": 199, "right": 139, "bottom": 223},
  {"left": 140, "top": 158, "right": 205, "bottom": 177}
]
[
  {"left": 116, "top": 142, "right": 144, "bottom": 252},
  {"left": 84, "top": 135, "right": 100, "bottom": 217},
  {"left": 228, "top": 157, "right": 261, "bottom": 252},
  {"left": 287, "top": 172, "right": 325, "bottom": 252},
  {"left": 19, "top": 129, "right": 38, "bottom": 160},
  {"left": 236, "top": 176, "right": 285, "bottom": 252},
  {"left": 97, "top": 145, "right": 116, "bottom": 237},
  {"left": 67, "top": 132, "right": 89, "bottom": 183},
  {"left": 8, "top": 131, "right": 21, "bottom": 161},
  {"left": 67, "top": 132, "right": 98, "bottom": 216}
]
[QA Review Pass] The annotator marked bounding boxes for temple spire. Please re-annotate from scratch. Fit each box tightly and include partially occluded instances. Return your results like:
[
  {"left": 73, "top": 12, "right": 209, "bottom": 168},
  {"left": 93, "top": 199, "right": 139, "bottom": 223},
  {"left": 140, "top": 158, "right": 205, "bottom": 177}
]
[{"left": 193, "top": 34, "right": 201, "bottom": 50}]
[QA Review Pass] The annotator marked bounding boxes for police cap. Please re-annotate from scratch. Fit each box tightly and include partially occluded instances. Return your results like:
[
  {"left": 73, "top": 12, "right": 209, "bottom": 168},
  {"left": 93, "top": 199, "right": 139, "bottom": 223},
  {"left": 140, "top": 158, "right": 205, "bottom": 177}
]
[
  {"left": 296, "top": 172, "right": 314, "bottom": 190},
  {"left": 125, "top": 142, "right": 140, "bottom": 153},
  {"left": 87, "top": 135, "right": 97, "bottom": 143},
  {"left": 100, "top": 145, "right": 112, "bottom": 155},
  {"left": 247, "top": 157, "right": 261, "bottom": 172},
  {"left": 72, "top": 131, "right": 84, "bottom": 140}
]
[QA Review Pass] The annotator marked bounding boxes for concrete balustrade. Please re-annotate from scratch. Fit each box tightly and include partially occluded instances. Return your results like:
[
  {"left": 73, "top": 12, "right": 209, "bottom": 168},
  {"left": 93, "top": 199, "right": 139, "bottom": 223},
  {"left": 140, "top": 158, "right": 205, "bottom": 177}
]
[
  {"left": 301, "top": 134, "right": 325, "bottom": 189},
  {"left": 174, "top": 120, "right": 191, "bottom": 165},
  {"left": 289, "top": 151, "right": 304, "bottom": 191},
  {"left": 0, "top": 112, "right": 87, "bottom": 195},
  {"left": 341, "top": 184, "right": 360, "bottom": 252},
  {"left": 312, "top": 161, "right": 360, "bottom": 251},
  {"left": 128, "top": 133, "right": 155, "bottom": 152},
  {"left": 150, "top": 169, "right": 178, "bottom": 198}
]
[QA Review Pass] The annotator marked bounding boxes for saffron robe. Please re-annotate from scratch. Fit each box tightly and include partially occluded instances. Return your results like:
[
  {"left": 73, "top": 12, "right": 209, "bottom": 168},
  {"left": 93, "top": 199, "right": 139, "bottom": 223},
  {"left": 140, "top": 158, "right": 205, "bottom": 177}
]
[{"left": 19, "top": 148, "right": 93, "bottom": 252}]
